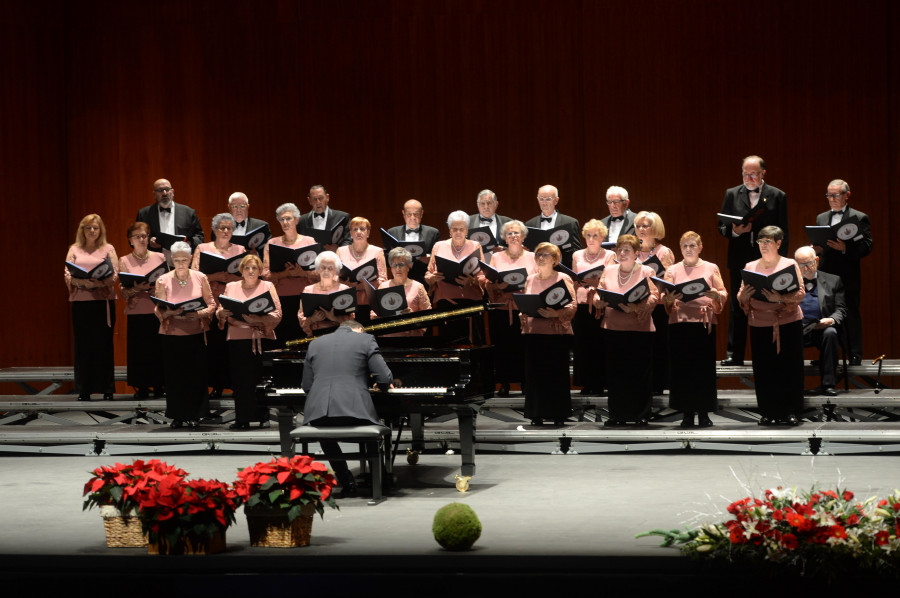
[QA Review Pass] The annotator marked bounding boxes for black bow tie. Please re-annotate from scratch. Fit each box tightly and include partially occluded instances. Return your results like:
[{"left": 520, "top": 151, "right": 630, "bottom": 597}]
[
  {"left": 831, "top": 210, "right": 844, "bottom": 217},
  {"left": 540, "top": 216, "right": 553, "bottom": 223},
  {"left": 159, "top": 206, "right": 172, "bottom": 213},
  {"left": 405, "top": 228, "right": 420, "bottom": 235},
  {"left": 747, "top": 188, "right": 760, "bottom": 194},
  {"left": 313, "top": 212, "right": 325, "bottom": 219},
  {"left": 235, "top": 220, "right": 246, "bottom": 228},
  {"left": 479, "top": 217, "right": 493, "bottom": 223},
  {"left": 805, "top": 279, "right": 817, "bottom": 291},
  {"left": 609, "top": 215, "right": 624, "bottom": 222}
]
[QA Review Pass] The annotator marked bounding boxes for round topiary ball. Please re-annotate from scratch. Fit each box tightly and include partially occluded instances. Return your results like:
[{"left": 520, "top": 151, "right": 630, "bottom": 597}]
[{"left": 432, "top": 502, "right": 482, "bottom": 551}]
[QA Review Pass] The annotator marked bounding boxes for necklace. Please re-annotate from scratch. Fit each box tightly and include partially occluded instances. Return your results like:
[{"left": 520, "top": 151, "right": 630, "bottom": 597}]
[
  {"left": 583, "top": 248, "right": 603, "bottom": 263},
  {"left": 350, "top": 244, "right": 366, "bottom": 260},
  {"left": 617, "top": 266, "right": 636, "bottom": 286},
  {"left": 132, "top": 251, "right": 149, "bottom": 262},
  {"left": 451, "top": 243, "right": 465, "bottom": 259},
  {"left": 684, "top": 259, "right": 700, "bottom": 269},
  {"left": 175, "top": 272, "right": 189, "bottom": 287}
]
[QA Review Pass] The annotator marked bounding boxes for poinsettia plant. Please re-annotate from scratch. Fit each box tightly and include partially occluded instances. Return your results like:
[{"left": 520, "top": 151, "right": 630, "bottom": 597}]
[
  {"left": 638, "top": 486, "right": 900, "bottom": 580},
  {"left": 234, "top": 455, "right": 338, "bottom": 521},
  {"left": 134, "top": 475, "right": 242, "bottom": 547},
  {"left": 82, "top": 459, "right": 188, "bottom": 514}
]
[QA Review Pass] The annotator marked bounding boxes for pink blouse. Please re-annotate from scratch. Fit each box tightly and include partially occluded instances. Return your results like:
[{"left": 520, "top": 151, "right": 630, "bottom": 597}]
[
  {"left": 664, "top": 260, "right": 727, "bottom": 327},
  {"left": 337, "top": 244, "right": 388, "bottom": 308},
  {"left": 739, "top": 257, "right": 804, "bottom": 328},
  {"left": 638, "top": 243, "right": 675, "bottom": 276},
  {"left": 64, "top": 244, "right": 119, "bottom": 302},
  {"left": 519, "top": 272, "right": 576, "bottom": 335},
  {"left": 486, "top": 249, "right": 537, "bottom": 308},
  {"left": 219, "top": 280, "right": 282, "bottom": 347},
  {"left": 298, "top": 282, "right": 354, "bottom": 335},
  {"left": 427, "top": 239, "right": 486, "bottom": 304},
  {"left": 119, "top": 251, "right": 167, "bottom": 315},
  {"left": 154, "top": 270, "right": 216, "bottom": 336},
  {"left": 599, "top": 264, "right": 659, "bottom": 332},
  {"left": 371, "top": 279, "right": 432, "bottom": 336},
  {"left": 571, "top": 248, "right": 616, "bottom": 305},
  {"left": 191, "top": 242, "right": 246, "bottom": 304},
  {"left": 263, "top": 235, "right": 317, "bottom": 297}
]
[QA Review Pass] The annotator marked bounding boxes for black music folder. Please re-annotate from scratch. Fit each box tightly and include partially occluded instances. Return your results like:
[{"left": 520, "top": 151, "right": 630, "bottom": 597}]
[
  {"left": 66, "top": 256, "right": 114, "bottom": 280},
  {"left": 650, "top": 276, "right": 711, "bottom": 303},
  {"left": 512, "top": 279, "right": 573, "bottom": 318},
  {"left": 301, "top": 216, "right": 347, "bottom": 246},
  {"left": 232, "top": 223, "right": 271, "bottom": 251},
  {"left": 524, "top": 224, "right": 575, "bottom": 252},
  {"left": 198, "top": 251, "right": 245, "bottom": 275},
  {"left": 300, "top": 287, "right": 357, "bottom": 317},
  {"left": 554, "top": 263, "right": 604, "bottom": 284},
  {"left": 479, "top": 261, "right": 528, "bottom": 292},
  {"left": 434, "top": 251, "right": 482, "bottom": 286},
  {"left": 364, "top": 279, "right": 409, "bottom": 317},
  {"left": 741, "top": 264, "right": 800, "bottom": 301},
  {"left": 379, "top": 228, "right": 429, "bottom": 283},
  {"left": 119, "top": 264, "right": 168, "bottom": 288},
  {"left": 467, "top": 226, "right": 499, "bottom": 252},
  {"left": 639, "top": 254, "right": 665, "bottom": 277},
  {"left": 341, "top": 257, "right": 380, "bottom": 284},
  {"left": 150, "top": 295, "right": 208, "bottom": 313},
  {"left": 267, "top": 243, "right": 322, "bottom": 272},
  {"left": 153, "top": 232, "right": 187, "bottom": 251},
  {"left": 597, "top": 277, "right": 651, "bottom": 312},
  {"left": 717, "top": 199, "right": 768, "bottom": 227},
  {"left": 218, "top": 290, "right": 277, "bottom": 321},
  {"left": 805, "top": 215, "right": 863, "bottom": 246}
]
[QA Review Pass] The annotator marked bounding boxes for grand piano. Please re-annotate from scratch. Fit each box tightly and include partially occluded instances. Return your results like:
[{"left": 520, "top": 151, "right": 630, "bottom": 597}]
[{"left": 257, "top": 305, "right": 495, "bottom": 478}]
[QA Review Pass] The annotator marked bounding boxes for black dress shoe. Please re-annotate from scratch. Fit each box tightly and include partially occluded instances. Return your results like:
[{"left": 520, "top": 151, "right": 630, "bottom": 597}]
[
  {"left": 229, "top": 422, "right": 250, "bottom": 430},
  {"left": 579, "top": 387, "right": 592, "bottom": 395},
  {"left": 849, "top": 356, "right": 862, "bottom": 366},
  {"left": 170, "top": 420, "right": 183, "bottom": 429},
  {"left": 188, "top": 420, "right": 200, "bottom": 429},
  {"left": 258, "top": 421, "right": 271, "bottom": 429},
  {"left": 153, "top": 388, "right": 165, "bottom": 399},
  {"left": 823, "top": 386, "right": 838, "bottom": 397},
  {"left": 720, "top": 357, "right": 744, "bottom": 366},
  {"left": 553, "top": 419, "right": 566, "bottom": 426},
  {"left": 78, "top": 394, "right": 90, "bottom": 401},
  {"left": 697, "top": 413, "right": 714, "bottom": 428},
  {"left": 758, "top": 416, "right": 773, "bottom": 426},
  {"left": 103, "top": 393, "right": 114, "bottom": 401},
  {"left": 680, "top": 413, "right": 695, "bottom": 428},
  {"left": 786, "top": 414, "right": 800, "bottom": 426},
  {"left": 336, "top": 482, "right": 358, "bottom": 499}
]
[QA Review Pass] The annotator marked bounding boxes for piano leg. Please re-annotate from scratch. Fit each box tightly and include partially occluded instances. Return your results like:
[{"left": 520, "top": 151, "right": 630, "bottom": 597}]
[
  {"left": 455, "top": 406, "right": 477, "bottom": 478},
  {"left": 409, "top": 413, "right": 425, "bottom": 453},
  {"left": 276, "top": 407, "right": 296, "bottom": 456}
]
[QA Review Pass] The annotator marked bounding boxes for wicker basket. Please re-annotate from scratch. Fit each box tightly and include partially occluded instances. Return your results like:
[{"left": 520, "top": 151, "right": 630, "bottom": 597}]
[
  {"left": 245, "top": 504, "right": 315, "bottom": 548},
  {"left": 147, "top": 531, "right": 226, "bottom": 555},
  {"left": 100, "top": 506, "right": 148, "bottom": 548}
]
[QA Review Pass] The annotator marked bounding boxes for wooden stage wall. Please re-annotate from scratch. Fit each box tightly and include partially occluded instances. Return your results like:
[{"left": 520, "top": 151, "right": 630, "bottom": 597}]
[{"left": 3, "top": 0, "right": 898, "bottom": 388}]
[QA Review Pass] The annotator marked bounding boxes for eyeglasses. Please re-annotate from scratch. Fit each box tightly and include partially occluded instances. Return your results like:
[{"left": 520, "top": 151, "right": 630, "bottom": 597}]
[
  {"left": 230, "top": 203, "right": 248, "bottom": 209},
  {"left": 757, "top": 239, "right": 775, "bottom": 246},
  {"left": 635, "top": 223, "right": 652, "bottom": 229},
  {"left": 476, "top": 200, "right": 496, "bottom": 206},
  {"left": 154, "top": 187, "right": 173, "bottom": 193},
  {"left": 317, "top": 265, "right": 336, "bottom": 272},
  {"left": 277, "top": 216, "right": 295, "bottom": 223},
  {"left": 825, "top": 193, "right": 846, "bottom": 199},
  {"left": 390, "top": 262, "right": 408, "bottom": 268},
  {"left": 535, "top": 252, "right": 553, "bottom": 260},
  {"left": 351, "top": 226, "right": 368, "bottom": 232},
  {"left": 537, "top": 196, "right": 556, "bottom": 202},
  {"left": 798, "top": 260, "right": 817, "bottom": 268},
  {"left": 606, "top": 200, "right": 625, "bottom": 206},
  {"left": 130, "top": 234, "right": 149, "bottom": 240},
  {"left": 680, "top": 243, "right": 699, "bottom": 250},
  {"left": 403, "top": 211, "right": 423, "bottom": 217},
  {"left": 742, "top": 171, "right": 762, "bottom": 180},
  {"left": 505, "top": 231, "right": 522, "bottom": 236},
  {"left": 217, "top": 226, "right": 233, "bottom": 231}
]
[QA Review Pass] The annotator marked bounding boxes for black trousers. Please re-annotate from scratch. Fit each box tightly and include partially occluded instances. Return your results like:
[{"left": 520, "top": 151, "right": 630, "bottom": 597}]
[
  {"left": 726, "top": 270, "right": 748, "bottom": 360},
  {"left": 72, "top": 300, "right": 116, "bottom": 396},
  {"left": 805, "top": 325, "right": 840, "bottom": 387}
]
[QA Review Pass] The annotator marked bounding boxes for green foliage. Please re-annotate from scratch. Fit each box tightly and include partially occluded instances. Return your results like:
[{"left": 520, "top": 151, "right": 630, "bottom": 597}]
[{"left": 432, "top": 502, "right": 482, "bottom": 551}]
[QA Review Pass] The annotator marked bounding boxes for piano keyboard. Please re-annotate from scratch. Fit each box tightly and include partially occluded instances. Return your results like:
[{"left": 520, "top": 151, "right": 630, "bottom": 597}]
[{"left": 274, "top": 387, "right": 449, "bottom": 395}]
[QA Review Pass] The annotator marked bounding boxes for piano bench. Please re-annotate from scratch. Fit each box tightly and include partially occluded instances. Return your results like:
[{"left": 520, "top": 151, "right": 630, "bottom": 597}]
[{"left": 290, "top": 424, "right": 392, "bottom": 505}]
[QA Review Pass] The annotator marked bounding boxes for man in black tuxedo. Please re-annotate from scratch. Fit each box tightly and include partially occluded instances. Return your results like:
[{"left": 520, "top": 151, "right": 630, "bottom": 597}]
[
  {"left": 812, "top": 179, "right": 872, "bottom": 365},
  {"left": 717, "top": 156, "right": 789, "bottom": 366},
  {"left": 136, "top": 178, "right": 205, "bottom": 251},
  {"left": 525, "top": 184, "right": 581, "bottom": 268},
  {"left": 298, "top": 185, "right": 351, "bottom": 250},
  {"left": 300, "top": 319, "right": 393, "bottom": 495},
  {"left": 468, "top": 189, "right": 511, "bottom": 256},
  {"left": 209, "top": 192, "right": 271, "bottom": 253},
  {"left": 386, "top": 199, "right": 441, "bottom": 251},
  {"left": 600, "top": 185, "right": 636, "bottom": 242},
  {"left": 796, "top": 246, "right": 847, "bottom": 396}
]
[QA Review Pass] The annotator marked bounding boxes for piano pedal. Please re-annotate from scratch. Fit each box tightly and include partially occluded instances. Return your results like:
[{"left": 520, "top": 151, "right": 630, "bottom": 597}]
[{"left": 455, "top": 474, "right": 471, "bottom": 493}]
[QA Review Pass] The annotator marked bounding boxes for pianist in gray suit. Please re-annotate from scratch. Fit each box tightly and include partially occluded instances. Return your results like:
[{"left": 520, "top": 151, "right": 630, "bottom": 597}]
[{"left": 300, "top": 319, "right": 393, "bottom": 493}]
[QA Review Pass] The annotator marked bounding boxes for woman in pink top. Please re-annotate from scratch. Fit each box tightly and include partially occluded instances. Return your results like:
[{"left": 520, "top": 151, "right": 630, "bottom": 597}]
[
  {"left": 154, "top": 241, "right": 217, "bottom": 429},
  {"left": 337, "top": 216, "right": 387, "bottom": 326},
  {"left": 519, "top": 242, "right": 576, "bottom": 426},
  {"left": 485, "top": 220, "right": 535, "bottom": 397},
  {"left": 192, "top": 213, "right": 246, "bottom": 399},
  {"left": 298, "top": 251, "right": 355, "bottom": 336},
  {"left": 662, "top": 231, "right": 727, "bottom": 428},
  {"left": 737, "top": 225, "right": 805, "bottom": 426},
  {"left": 263, "top": 203, "right": 317, "bottom": 346},
  {"left": 425, "top": 210, "right": 486, "bottom": 341},
  {"left": 64, "top": 214, "right": 119, "bottom": 402},
  {"left": 570, "top": 219, "right": 616, "bottom": 397},
  {"left": 371, "top": 247, "right": 431, "bottom": 336},
  {"left": 216, "top": 254, "right": 282, "bottom": 429},
  {"left": 593, "top": 234, "right": 660, "bottom": 427},
  {"left": 119, "top": 221, "right": 167, "bottom": 399},
  {"left": 635, "top": 211, "right": 676, "bottom": 395}
]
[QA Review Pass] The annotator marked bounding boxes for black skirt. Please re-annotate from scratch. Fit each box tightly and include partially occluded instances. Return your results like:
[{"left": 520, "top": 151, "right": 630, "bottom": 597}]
[
  {"left": 487, "top": 307, "right": 525, "bottom": 384},
  {"left": 668, "top": 322, "right": 717, "bottom": 413},
  {"left": 650, "top": 304, "right": 669, "bottom": 392},
  {"left": 572, "top": 304, "right": 605, "bottom": 392},
  {"left": 274, "top": 294, "right": 304, "bottom": 348},
  {"left": 750, "top": 320, "right": 804, "bottom": 418},
  {"left": 604, "top": 330, "right": 653, "bottom": 421},
  {"left": 205, "top": 322, "right": 231, "bottom": 391},
  {"left": 228, "top": 339, "right": 272, "bottom": 424},
  {"left": 71, "top": 300, "right": 116, "bottom": 396},
  {"left": 523, "top": 334, "right": 572, "bottom": 420},
  {"left": 161, "top": 333, "right": 209, "bottom": 421},
  {"left": 126, "top": 313, "right": 164, "bottom": 391}
]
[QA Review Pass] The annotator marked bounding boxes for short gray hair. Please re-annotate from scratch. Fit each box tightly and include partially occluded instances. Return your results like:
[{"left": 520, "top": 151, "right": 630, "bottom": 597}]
[
  {"left": 276, "top": 202, "right": 301, "bottom": 219},
  {"left": 828, "top": 179, "right": 850, "bottom": 194},
  {"left": 211, "top": 213, "right": 235, "bottom": 231},
  {"left": 477, "top": 189, "right": 497, "bottom": 204},
  {"left": 388, "top": 246, "right": 413, "bottom": 266},
  {"left": 500, "top": 219, "right": 527, "bottom": 239},
  {"left": 169, "top": 241, "right": 192, "bottom": 256},
  {"left": 228, "top": 192, "right": 249, "bottom": 205},
  {"left": 606, "top": 186, "right": 629, "bottom": 201},
  {"left": 314, "top": 250, "right": 343, "bottom": 271},
  {"left": 446, "top": 210, "right": 469, "bottom": 228}
]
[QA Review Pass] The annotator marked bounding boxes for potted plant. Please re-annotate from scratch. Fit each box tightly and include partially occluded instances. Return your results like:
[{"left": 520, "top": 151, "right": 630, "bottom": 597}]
[
  {"left": 82, "top": 459, "right": 188, "bottom": 548},
  {"left": 135, "top": 475, "right": 242, "bottom": 555},
  {"left": 234, "top": 455, "right": 339, "bottom": 547}
]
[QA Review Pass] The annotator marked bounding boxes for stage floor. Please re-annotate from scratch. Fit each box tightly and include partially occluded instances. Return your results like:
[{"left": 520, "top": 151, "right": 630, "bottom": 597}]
[{"left": 2, "top": 450, "right": 899, "bottom": 594}]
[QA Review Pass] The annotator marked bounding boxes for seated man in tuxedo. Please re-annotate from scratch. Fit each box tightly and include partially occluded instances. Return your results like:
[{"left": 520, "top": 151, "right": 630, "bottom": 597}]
[
  {"left": 209, "top": 192, "right": 271, "bottom": 254},
  {"left": 525, "top": 184, "right": 581, "bottom": 268},
  {"left": 299, "top": 184, "right": 351, "bottom": 250},
  {"left": 136, "top": 178, "right": 205, "bottom": 252},
  {"left": 468, "top": 189, "right": 510, "bottom": 258},
  {"left": 812, "top": 179, "right": 872, "bottom": 365},
  {"left": 601, "top": 185, "right": 636, "bottom": 243},
  {"left": 300, "top": 319, "right": 394, "bottom": 496},
  {"left": 795, "top": 246, "right": 847, "bottom": 397}
]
